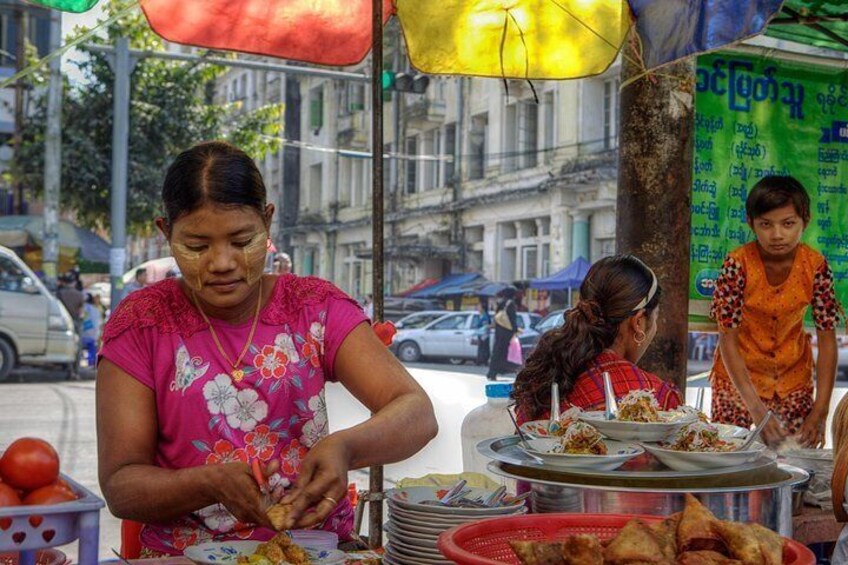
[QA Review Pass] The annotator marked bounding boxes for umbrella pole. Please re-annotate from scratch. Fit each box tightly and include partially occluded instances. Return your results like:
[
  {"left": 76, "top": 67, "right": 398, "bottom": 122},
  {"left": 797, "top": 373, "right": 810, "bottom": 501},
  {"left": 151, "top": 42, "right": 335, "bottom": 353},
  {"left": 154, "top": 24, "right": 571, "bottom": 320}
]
[{"left": 368, "top": 0, "right": 385, "bottom": 550}]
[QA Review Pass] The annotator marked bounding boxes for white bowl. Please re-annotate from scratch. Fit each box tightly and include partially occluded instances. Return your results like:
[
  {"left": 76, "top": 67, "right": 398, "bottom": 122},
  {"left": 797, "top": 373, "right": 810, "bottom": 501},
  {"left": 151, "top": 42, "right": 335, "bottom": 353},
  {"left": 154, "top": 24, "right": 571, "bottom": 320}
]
[
  {"left": 641, "top": 440, "right": 769, "bottom": 472},
  {"left": 578, "top": 410, "right": 696, "bottom": 442},
  {"left": 521, "top": 438, "right": 644, "bottom": 471}
]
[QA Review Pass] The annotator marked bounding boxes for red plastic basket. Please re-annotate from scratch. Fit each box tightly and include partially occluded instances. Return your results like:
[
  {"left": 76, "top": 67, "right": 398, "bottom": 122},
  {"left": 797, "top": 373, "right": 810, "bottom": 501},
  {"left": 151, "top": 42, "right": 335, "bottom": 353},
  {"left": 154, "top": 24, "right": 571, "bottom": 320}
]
[{"left": 436, "top": 513, "right": 816, "bottom": 565}]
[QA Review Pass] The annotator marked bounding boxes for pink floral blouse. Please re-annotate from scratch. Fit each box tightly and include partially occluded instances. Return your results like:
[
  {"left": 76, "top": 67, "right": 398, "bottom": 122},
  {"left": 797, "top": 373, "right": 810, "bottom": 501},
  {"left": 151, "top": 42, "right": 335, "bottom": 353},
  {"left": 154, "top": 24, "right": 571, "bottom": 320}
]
[{"left": 100, "top": 275, "right": 367, "bottom": 555}]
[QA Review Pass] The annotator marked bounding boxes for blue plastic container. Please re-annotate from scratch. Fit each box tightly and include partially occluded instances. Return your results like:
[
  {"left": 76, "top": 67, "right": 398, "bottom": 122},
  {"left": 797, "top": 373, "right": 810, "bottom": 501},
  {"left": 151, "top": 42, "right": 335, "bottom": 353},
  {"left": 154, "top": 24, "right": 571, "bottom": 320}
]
[{"left": 0, "top": 474, "right": 105, "bottom": 565}]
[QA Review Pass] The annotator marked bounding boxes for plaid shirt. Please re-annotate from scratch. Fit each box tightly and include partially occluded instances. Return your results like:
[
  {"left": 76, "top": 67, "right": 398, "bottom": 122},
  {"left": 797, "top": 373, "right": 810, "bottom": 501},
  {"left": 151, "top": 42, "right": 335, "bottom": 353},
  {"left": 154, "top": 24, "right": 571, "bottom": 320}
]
[{"left": 525, "top": 350, "right": 682, "bottom": 421}]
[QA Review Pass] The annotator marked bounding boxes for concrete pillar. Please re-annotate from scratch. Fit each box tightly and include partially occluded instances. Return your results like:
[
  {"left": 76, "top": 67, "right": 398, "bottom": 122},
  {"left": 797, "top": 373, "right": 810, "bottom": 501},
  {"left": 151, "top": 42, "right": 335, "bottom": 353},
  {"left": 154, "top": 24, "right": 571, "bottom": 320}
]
[{"left": 571, "top": 211, "right": 590, "bottom": 261}]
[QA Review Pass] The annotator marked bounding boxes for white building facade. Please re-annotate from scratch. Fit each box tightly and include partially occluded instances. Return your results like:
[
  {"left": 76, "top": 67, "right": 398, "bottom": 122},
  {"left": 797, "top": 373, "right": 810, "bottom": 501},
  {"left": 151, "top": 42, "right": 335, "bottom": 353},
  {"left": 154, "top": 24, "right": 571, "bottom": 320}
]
[{"left": 214, "top": 46, "right": 623, "bottom": 306}]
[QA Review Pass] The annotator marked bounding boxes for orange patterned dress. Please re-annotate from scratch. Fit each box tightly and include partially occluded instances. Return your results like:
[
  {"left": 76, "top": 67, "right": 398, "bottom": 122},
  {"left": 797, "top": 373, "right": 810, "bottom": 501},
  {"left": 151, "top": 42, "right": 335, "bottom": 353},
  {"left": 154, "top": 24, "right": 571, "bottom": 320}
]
[{"left": 709, "top": 242, "right": 843, "bottom": 433}]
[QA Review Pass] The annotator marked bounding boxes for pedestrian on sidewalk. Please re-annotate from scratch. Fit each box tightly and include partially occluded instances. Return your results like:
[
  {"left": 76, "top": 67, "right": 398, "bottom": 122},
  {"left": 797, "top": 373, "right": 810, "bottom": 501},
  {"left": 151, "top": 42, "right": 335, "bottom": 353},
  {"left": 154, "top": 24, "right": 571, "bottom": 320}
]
[
  {"left": 486, "top": 287, "right": 520, "bottom": 381},
  {"left": 96, "top": 141, "right": 437, "bottom": 557},
  {"left": 475, "top": 297, "right": 492, "bottom": 366},
  {"left": 709, "top": 176, "right": 844, "bottom": 448}
]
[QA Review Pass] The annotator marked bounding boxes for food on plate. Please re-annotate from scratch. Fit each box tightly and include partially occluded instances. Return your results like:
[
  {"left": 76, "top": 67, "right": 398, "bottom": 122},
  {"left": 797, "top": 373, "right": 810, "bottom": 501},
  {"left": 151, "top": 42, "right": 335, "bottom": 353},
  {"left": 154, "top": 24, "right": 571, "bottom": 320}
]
[
  {"left": 671, "top": 405, "right": 710, "bottom": 423},
  {"left": 616, "top": 390, "right": 660, "bottom": 423},
  {"left": 267, "top": 502, "right": 294, "bottom": 531},
  {"left": 0, "top": 437, "right": 60, "bottom": 491},
  {"left": 549, "top": 407, "right": 584, "bottom": 436},
  {"left": 668, "top": 422, "right": 734, "bottom": 453},
  {"left": 550, "top": 422, "right": 607, "bottom": 455},
  {"left": 509, "top": 495, "right": 784, "bottom": 565},
  {"left": 236, "top": 533, "right": 311, "bottom": 565}
]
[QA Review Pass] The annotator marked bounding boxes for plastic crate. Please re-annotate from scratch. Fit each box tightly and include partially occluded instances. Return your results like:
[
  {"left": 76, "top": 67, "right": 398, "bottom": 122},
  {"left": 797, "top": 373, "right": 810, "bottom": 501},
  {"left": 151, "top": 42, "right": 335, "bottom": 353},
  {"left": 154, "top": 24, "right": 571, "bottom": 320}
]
[
  {"left": 437, "top": 513, "right": 816, "bottom": 565},
  {"left": 0, "top": 474, "right": 105, "bottom": 565}
]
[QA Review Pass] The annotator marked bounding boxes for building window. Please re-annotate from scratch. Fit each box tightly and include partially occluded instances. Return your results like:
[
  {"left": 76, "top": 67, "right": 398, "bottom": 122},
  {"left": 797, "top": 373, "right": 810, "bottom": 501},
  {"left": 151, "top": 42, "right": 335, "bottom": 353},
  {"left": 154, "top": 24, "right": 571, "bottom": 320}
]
[
  {"left": 444, "top": 123, "right": 456, "bottom": 185},
  {"left": 405, "top": 136, "right": 418, "bottom": 194},
  {"left": 604, "top": 79, "right": 620, "bottom": 150},
  {"left": 309, "top": 87, "right": 324, "bottom": 132},
  {"left": 543, "top": 91, "right": 555, "bottom": 163},
  {"left": 302, "top": 248, "right": 317, "bottom": 276},
  {"left": 307, "top": 163, "right": 322, "bottom": 212},
  {"left": 350, "top": 83, "right": 365, "bottom": 112},
  {"left": 468, "top": 113, "right": 487, "bottom": 180},
  {"left": 504, "top": 101, "right": 539, "bottom": 172},
  {"left": 421, "top": 130, "right": 436, "bottom": 191},
  {"left": 522, "top": 246, "right": 538, "bottom": 279}
]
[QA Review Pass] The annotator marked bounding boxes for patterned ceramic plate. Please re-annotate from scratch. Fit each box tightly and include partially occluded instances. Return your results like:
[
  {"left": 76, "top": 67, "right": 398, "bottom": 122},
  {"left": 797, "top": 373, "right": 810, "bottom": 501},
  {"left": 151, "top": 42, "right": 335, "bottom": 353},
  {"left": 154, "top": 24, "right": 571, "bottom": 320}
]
[{"left": 184, "top": 541, "right": 346, "bottom": 565}]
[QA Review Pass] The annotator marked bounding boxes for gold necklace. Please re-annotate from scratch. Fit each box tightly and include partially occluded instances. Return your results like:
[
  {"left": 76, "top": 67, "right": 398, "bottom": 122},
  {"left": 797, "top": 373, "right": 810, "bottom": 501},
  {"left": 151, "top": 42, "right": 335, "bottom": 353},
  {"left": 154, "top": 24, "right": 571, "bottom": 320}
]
[{"left": 192, "top": 278, "right": 263, "bottom": 383}]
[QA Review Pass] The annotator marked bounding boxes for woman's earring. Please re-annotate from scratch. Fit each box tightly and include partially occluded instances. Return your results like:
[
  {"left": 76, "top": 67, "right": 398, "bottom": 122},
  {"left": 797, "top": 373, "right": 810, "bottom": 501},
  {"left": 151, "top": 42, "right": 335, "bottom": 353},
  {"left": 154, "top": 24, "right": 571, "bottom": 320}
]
[{"left": 634, "top": 330, "right": 647, "bottom": 346}]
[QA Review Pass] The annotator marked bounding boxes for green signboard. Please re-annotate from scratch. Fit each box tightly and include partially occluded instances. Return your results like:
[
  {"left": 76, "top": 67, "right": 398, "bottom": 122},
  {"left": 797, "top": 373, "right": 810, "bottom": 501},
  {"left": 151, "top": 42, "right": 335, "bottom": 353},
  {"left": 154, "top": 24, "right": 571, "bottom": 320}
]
[{"left": 691, "top": 51, "right": 848, "bottom": 323}]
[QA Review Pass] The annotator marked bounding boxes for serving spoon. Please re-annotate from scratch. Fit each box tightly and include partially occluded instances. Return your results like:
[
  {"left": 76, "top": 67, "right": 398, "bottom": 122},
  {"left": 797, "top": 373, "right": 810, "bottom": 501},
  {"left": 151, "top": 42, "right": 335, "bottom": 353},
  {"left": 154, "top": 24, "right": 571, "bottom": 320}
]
[{"left": 737, "top": 411, "right": 773, "bottom": 451}]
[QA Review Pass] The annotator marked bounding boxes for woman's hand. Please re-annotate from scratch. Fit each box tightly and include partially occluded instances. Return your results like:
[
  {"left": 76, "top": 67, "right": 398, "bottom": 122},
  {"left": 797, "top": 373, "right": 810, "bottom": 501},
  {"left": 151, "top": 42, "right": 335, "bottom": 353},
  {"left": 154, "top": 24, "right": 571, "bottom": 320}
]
[
  {"left": 207, "top": 462, "right": 275, "bottom": 529},
  {"left": 798, "top": 405, "right": 828, "bottom": 448},
  {"left": 759, "top": 415, "right": 789, "bottom": 448},
  {"left": 276, "top": 435, "right": 351, "bottom": 530}
]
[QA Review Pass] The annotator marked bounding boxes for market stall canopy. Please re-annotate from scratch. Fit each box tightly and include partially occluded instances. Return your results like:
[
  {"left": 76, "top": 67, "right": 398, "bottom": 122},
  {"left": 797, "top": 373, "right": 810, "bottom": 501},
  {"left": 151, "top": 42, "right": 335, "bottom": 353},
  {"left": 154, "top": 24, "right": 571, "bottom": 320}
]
[
  {"left": 765, "top": 1, "right": 848, "bottom": 53},
  {"left": 530, "top": 256, "right": 590, "bottom": 291},
  {"left": 435, "top": 277, "right": 511, "bottom": 298},
  {"left": 396, "top": 278, "right": 440, "bottom": 297},
  {"left": 404, "top": 273, "right": 481, "bottom": 299},
  {"left": 0, "top": 216, "right": 110, "bottom": 264}
]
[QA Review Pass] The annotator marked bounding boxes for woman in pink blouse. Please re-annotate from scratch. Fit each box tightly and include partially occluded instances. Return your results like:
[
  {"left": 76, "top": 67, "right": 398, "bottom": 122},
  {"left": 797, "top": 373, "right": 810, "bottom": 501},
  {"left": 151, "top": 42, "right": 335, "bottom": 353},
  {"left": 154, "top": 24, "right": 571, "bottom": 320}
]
[{"left": 96, "top": 141, "right": 438, "bottom": 556}]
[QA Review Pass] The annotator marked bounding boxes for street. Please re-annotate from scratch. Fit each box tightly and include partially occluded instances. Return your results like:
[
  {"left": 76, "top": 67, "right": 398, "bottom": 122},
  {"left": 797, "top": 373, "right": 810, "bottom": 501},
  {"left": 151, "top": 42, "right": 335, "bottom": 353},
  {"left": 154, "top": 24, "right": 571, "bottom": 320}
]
[{"left": 0, "top": 362, "right": 843, "bottom": 561}]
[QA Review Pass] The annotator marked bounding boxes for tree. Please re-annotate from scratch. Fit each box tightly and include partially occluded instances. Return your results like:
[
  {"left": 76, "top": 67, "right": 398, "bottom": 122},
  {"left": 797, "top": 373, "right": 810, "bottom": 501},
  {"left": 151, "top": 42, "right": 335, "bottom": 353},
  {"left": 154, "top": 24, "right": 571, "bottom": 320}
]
[{"left": 15, "top": 0, "right": 282, "bottom": 234}]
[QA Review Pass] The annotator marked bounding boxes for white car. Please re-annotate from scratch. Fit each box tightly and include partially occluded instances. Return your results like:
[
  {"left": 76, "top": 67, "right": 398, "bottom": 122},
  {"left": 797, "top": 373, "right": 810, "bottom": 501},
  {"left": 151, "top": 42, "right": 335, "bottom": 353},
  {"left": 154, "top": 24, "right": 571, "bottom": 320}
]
[{"left": 391, "top": 310, "right": 540, "bottom": 364}]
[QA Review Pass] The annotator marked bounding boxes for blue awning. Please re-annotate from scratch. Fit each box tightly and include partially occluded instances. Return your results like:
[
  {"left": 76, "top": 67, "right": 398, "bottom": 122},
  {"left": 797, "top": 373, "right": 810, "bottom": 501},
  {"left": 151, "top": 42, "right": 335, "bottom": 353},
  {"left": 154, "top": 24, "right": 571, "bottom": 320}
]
[
  {"left": 434, "top": 277, "right": 510, "bottom": 298},
  {"left": 405, "top": 273, "right": 481, "bottom": 298},
  {"left": 530, "top": 256, "right": 591, "bottom": 291}
]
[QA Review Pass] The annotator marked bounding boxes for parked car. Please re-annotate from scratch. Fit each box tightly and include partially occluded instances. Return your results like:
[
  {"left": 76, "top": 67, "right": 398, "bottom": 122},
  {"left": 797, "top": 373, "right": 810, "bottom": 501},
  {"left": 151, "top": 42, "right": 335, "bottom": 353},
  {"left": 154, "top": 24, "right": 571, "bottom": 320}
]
[
  {"left": 391, "top": 310, "right": 540, "bottom": 364},
  {"left": 393, "top": 310, "right": 451, "bottom": 330},
  {"left": 518, "top": 309, "right": 564, "bottom": 357},
  {"left": 382, "top": 297, "right": 444, "bottom": 323},
  {"left": 0, "top": 245, "right": 78, "bottom": 381}
]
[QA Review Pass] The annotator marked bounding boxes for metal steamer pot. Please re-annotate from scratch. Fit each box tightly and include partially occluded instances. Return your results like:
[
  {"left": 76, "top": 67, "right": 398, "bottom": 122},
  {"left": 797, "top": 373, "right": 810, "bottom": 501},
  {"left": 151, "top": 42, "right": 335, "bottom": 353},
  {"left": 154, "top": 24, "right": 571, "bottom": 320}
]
[{"left": 486, "top": 459, "right": 808, "bottom": 537}]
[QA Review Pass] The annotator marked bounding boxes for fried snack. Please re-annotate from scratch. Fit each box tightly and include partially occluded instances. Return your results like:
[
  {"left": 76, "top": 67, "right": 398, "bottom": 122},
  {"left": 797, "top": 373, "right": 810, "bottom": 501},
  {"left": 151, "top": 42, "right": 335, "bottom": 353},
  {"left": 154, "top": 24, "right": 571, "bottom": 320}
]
[
  {"left": 616, "top": 390, "right": 660, "bottom": 423},
  {"left": 677, "top": 551, "right": 742, "bottom": 565},
  {"left": 561, "top": 534, "right": 604, "bottom": 565},
  {"left": 649, "top": 512, "right": 680, "bottom": 561},
  {"left": 267, "top": 502, "right": 294, "bottom": 531},
  {"left": 713, "top": 521, "right": 783, "bottom": 565},
  {"left": 510, "top": 540, "right": 566, "bottom": 565},
  {"left": 747, "top": 523, "right": 783, "bottom": 565},
  {"left": 677, "top": 494, "right": 725, "bottom": 554},
  {"left": 604, "top": 519, "right": 673, "bottom": 565},
  {"left": 551, "top": 422, "right": 607, "bottom": 455},
  {"left": 241, "top": 532, "right": 311, "bottom": 565}
]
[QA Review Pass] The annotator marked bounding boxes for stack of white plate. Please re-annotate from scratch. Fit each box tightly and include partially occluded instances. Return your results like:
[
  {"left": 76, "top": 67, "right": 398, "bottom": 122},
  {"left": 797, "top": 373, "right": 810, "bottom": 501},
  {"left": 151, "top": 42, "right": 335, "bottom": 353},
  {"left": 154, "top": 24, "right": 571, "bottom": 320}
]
[{"left": 383, "top": 486, "right": 527, "bottom": 565}]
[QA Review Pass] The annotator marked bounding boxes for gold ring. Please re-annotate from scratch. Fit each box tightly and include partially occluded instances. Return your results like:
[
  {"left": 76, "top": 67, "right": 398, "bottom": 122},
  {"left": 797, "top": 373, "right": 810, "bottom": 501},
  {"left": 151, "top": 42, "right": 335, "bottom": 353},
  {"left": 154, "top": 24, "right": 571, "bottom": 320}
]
[{"left": 322, "top": 495, "right": 338, "bottom": 506}]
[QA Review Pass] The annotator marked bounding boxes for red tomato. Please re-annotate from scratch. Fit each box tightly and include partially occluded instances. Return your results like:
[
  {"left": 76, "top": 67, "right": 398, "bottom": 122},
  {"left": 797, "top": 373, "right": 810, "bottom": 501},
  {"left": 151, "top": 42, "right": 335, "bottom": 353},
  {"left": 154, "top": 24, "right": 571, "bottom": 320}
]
[
  {"left": 0, "top": 483, "right": 22, "bottom": 506},
  {"left": 54, "top": 478, "right": 75, "bottom": 495},
  {"left": 23, "top": 484, "right": 77, "bottom": 506},
  {"left": 0, "top": 438, "right": 60, "bottom": 491}
]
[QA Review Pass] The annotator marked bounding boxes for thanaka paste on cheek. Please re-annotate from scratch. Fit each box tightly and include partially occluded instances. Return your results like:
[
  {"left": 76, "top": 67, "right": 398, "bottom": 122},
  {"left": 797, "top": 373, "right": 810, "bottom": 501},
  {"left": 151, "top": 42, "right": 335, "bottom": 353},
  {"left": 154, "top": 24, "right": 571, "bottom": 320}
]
[
  {"left": 243, "top": 232, "right": 268, "bottom": 286},
  {"left": 171, "top": 243, "right": 203, "bottom": 291}
]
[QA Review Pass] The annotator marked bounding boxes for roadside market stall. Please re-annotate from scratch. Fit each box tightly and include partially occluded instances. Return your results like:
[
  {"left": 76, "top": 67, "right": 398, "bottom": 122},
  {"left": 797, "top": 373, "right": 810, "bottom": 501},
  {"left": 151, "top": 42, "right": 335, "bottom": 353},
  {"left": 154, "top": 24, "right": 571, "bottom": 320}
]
[{"left": 3, "top": 0, "right": 848, "bottom": 563}]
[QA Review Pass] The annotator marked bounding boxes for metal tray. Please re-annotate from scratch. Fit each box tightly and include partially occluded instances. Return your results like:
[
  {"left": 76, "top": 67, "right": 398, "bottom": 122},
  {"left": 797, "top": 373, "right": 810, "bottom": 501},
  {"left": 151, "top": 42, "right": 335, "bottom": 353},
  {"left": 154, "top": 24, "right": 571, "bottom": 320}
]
[
  {"left": 477, "top": 435, "right": 777, "bottom": 480},
  {"left": 486, "top": 460, "right": 806, "bottom": 492}
]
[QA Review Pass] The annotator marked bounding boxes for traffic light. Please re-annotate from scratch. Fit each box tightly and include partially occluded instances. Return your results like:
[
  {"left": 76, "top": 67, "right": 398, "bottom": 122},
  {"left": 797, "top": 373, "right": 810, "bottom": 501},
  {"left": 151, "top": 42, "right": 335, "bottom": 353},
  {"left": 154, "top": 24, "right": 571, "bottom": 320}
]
[{"left": 381, "top": 71, "right": 430, "bottom": 94}]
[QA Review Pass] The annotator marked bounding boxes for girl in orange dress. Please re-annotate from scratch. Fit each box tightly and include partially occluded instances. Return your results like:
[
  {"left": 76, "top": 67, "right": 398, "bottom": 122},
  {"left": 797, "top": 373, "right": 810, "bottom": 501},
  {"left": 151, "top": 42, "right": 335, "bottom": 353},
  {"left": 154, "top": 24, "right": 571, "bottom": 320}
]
[{"left": 710, "top": 176, "right": 843, "bottom": 447}]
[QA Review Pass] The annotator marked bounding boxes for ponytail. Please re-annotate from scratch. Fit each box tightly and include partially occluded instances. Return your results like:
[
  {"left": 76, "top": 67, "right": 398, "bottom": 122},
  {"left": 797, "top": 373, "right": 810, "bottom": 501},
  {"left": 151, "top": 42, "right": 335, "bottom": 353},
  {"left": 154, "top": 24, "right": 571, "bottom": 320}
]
[{"left": 512, "top": 255, "right": 661, "bottom": 420}]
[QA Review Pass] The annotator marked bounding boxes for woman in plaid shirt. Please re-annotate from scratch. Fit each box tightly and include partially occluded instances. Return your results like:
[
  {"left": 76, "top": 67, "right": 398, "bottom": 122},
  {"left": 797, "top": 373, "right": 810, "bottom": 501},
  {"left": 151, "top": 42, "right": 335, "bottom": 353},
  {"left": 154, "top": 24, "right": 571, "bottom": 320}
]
[{"left": 513, "top": 255, "right": 681, "bottom": 423}]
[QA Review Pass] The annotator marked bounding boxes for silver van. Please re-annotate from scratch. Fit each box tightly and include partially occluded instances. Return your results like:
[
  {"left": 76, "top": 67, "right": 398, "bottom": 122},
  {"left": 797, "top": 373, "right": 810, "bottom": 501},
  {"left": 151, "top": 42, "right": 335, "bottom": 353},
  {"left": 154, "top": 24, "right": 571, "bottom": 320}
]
[{"left": 0, "top": 245, "right": 78, "bottom": 380}]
